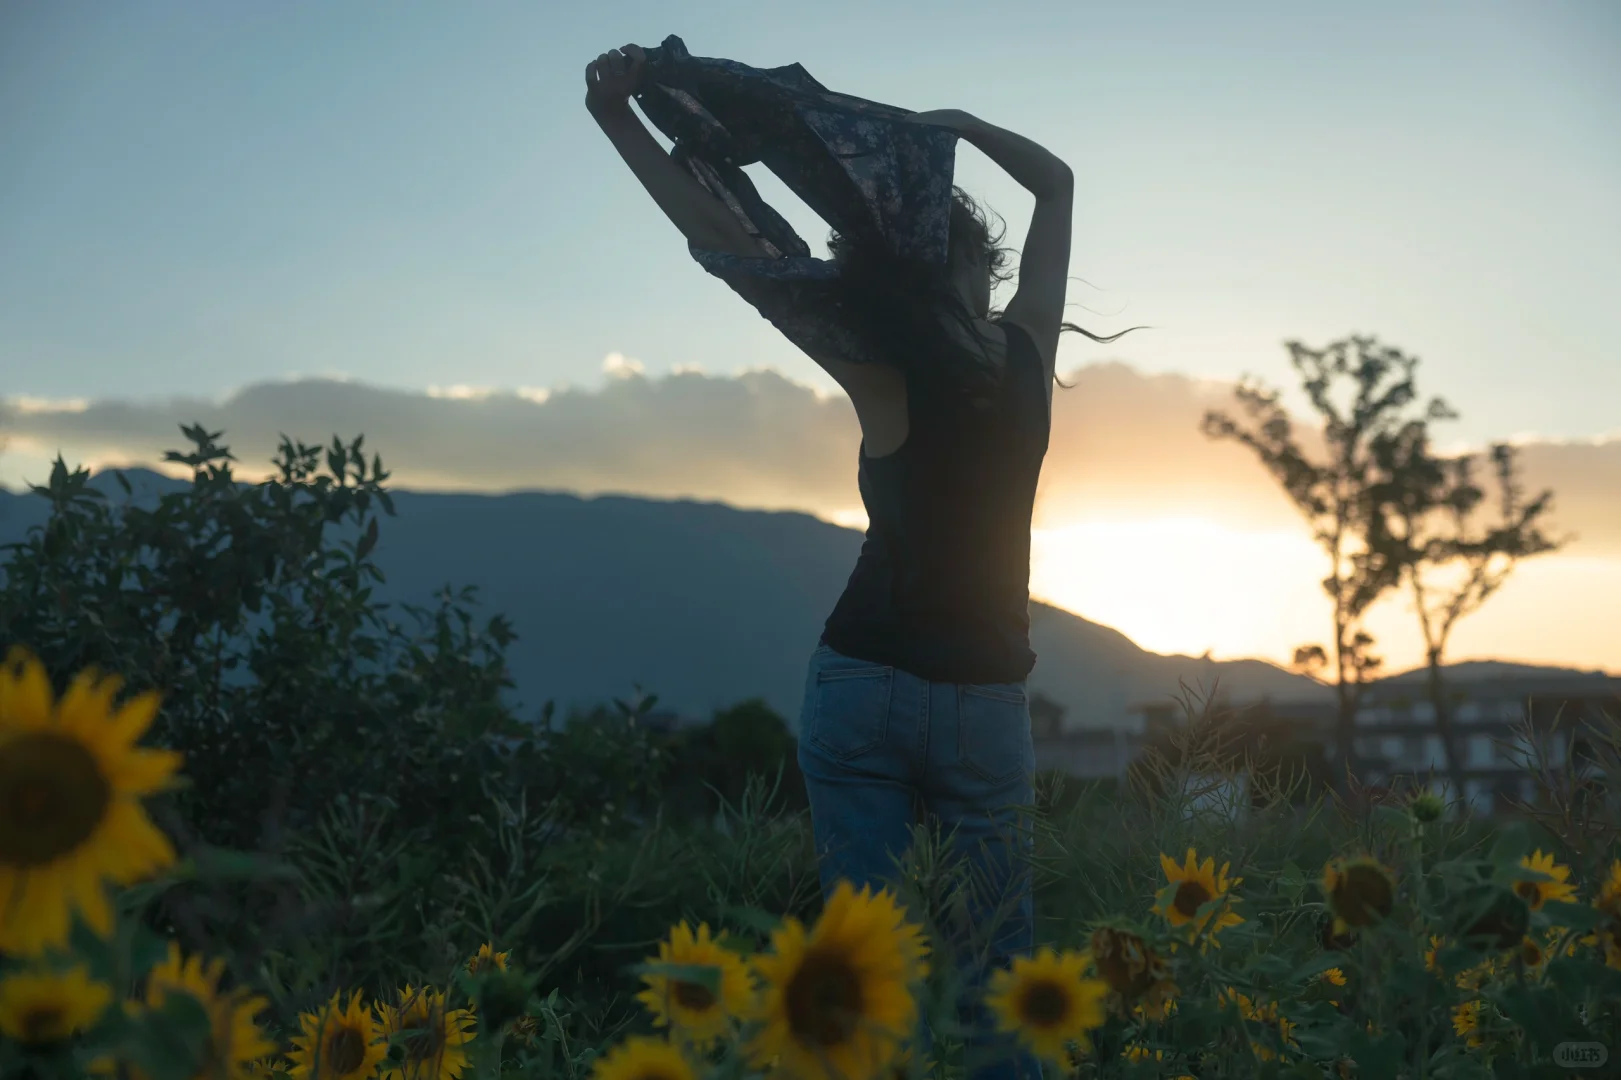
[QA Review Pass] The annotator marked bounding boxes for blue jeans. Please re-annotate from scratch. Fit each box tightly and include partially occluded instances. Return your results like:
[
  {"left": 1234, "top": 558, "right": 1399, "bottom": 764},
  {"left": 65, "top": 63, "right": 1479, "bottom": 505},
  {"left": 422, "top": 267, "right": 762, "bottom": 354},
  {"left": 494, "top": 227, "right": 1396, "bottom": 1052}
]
[{"left": 795, "top": 644, "right": 1043, "bottom": 1080}]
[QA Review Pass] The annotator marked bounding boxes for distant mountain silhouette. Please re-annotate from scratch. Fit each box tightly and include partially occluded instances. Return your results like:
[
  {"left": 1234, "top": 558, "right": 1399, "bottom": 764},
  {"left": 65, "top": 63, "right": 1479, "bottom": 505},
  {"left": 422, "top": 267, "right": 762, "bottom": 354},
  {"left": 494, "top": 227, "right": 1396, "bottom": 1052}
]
[
  {"left": 1374, "top": 659, "right": 1614, "bottom": 685},
  {"left": 0, "top": 466, "right": 1597, "bottom": 731}
]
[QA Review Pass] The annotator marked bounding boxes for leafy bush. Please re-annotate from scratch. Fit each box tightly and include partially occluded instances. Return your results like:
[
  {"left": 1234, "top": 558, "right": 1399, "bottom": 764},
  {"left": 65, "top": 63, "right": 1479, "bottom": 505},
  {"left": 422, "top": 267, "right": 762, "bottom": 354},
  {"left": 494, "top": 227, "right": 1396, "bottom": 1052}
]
[{"left": 2, "top": 427, "right": 1618, "bottom": 1080}]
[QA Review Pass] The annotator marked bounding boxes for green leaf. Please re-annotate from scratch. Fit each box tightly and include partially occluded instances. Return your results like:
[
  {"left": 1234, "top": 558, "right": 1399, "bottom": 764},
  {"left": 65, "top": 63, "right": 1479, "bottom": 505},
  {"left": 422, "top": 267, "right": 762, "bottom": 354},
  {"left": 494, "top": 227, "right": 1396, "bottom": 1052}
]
[
  {"left": 1492, "top": 983, "right": 1572, "bottom": 1049},
  {"left": 125, "top": 990, "right": 215, "bottom": 1080},
  {"left": 1537, "top": 900, "right": 1603, "bottom": 934},
  {"left": 1248, "top": 953, "right": 1293, "bottom": 980},
  {"left": 356, "top": 516, "right": 380, "bottom": 560},
  {"left": 1487, "top": 820, "right": 1532, "bottom": 866},
  {"left": 1342, "top": 1028, "right": 1406, "bottom": 1078},
  {"left": 625, "top": 961, "right": 722, "bottom": 993},
  {"left": 1288, "top": 952, "right": 1349, "bottom": 983},
  {"left": 723, "top": 905, "right": 784, "bottom": 940},
  {"left": 1371, "top": 803, "right": 1410, "bottom": 831},
  {"left": 180, "top": 847, "right": 301, "bottom": 884}
]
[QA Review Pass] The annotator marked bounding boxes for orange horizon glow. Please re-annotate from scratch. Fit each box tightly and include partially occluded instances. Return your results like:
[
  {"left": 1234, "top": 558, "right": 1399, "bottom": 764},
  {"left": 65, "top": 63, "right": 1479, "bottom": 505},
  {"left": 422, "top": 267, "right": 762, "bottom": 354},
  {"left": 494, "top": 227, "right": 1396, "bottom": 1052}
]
[{"left": 829, "top": 509, "right": 1621, "bottom": 676}]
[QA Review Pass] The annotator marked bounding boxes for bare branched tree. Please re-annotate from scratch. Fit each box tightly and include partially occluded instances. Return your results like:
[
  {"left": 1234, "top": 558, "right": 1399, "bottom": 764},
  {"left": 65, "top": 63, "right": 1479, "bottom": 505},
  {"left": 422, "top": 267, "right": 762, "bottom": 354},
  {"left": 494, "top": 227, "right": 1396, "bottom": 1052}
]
[
  {"left": 1370, "top": 433, "right": 1564, "bottom": 798},
  {"left": 1204, "top": 336, "right": 1444, "bottom": 788}
]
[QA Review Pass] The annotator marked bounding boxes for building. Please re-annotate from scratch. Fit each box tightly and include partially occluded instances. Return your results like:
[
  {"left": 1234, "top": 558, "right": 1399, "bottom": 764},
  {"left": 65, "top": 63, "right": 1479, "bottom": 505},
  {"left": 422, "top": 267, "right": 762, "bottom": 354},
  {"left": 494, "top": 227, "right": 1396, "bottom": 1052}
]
[
  {"left": 1088, "top": 674, "right": 1620, "bottom": 816},
  {"left": 1030, "top": 690, "right": 1146, "bottom": 779},
  {"left": 1331, "top": 676, "right": 1618, "bottom": 815}
]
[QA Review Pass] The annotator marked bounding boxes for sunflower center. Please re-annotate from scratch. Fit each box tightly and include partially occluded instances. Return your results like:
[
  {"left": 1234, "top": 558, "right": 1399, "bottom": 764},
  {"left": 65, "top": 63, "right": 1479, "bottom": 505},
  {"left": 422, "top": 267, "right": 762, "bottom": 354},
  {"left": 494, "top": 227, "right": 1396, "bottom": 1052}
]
[
  {"left": 0, "top": 732, "right": 113, "bottom": 868},
  {"left": 784, "top": 951, "right": 864, "bottom": 1048},
  {"left": 1172, "top": 881, "right": 1213, "bottom": 918},
  {"left": 1333, "top": 865, "right": 1393, "bottom": 926},
  {"left": 21, "top": 1005, "right": 67, "bottom": 1044},
  {"left": 1513, "top": 881, "right": 1543, "bottom": 908},
  {"left": 673, "top": 980, "right": 717, "bottom": 1012},
  {"left": 1018, "top": 980, "right": 1070, "bottom": 1028},
  {"left": 326, "top": 1024, "right": 367, "bottom": 1074},
  {"left": 403, "top": 1013, "right": 446, "bottom": 1062},
  {"left": 1091, "top": 931, "right": 1156, "bottom": 997}
]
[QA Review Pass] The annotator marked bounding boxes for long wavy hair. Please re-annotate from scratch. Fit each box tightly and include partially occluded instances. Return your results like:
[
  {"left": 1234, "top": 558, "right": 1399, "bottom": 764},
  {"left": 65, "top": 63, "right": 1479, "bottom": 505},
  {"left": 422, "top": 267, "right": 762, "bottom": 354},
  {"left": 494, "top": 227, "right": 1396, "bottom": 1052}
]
[{"left": 826, "top": 186, "right": 1142, "bottom": 409}]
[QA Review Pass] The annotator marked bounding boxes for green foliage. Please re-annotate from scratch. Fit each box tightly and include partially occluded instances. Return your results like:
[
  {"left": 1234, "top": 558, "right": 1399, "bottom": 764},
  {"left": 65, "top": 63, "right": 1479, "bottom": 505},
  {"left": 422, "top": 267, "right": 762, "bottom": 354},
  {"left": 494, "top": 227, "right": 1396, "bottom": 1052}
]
[{"left": 2, "top": 425, "right": 1616, "bottom": 1080}]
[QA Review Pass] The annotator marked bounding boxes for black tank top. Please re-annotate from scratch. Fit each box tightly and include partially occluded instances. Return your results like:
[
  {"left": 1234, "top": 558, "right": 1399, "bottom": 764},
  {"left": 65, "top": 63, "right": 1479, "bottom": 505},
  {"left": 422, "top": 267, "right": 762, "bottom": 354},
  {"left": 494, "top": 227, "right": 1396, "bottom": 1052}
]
[{"left": 820, "top": 320, "right": 1051, "bottom": 684}]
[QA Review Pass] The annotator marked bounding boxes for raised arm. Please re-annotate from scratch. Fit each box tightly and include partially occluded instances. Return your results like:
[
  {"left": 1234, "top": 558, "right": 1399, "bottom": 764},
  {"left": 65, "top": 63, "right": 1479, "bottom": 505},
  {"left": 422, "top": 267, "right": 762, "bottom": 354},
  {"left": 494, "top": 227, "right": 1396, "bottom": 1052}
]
[
  {"left": 910, "top": 109, "right": 1072, "bottom": 199},
  {"left": 586, "top": 46, "right": 767, "bottom": 258},
  {"left": 908, "top": 110, "right": 1074, "bottom": 363}
]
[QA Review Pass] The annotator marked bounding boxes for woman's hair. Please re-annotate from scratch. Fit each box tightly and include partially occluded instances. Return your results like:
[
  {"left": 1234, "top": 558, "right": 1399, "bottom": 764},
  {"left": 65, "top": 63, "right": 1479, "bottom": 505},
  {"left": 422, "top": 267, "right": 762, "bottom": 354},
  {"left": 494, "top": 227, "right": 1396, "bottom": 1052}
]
[{"left": 826, "top": 186, "right": 1140, "bottom": 408}]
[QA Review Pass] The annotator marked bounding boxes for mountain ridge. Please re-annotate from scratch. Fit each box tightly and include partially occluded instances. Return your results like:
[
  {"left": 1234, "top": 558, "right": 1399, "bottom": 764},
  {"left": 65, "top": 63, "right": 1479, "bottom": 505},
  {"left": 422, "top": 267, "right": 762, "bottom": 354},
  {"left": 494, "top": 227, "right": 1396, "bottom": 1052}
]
[{"left": 0, "top": 465, "right": 1604, "bottom": 730}]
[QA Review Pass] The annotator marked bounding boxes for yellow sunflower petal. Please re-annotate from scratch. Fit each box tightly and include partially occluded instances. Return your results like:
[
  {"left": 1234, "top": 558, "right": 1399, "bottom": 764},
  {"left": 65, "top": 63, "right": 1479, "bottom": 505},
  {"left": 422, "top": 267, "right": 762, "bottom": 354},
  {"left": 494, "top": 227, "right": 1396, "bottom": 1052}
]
[
  {"left": 108, "top": 689, "right": 165, "bottom": 748},
  {"left": 0, "top": 650, "right": 54, "bottom": 731}
]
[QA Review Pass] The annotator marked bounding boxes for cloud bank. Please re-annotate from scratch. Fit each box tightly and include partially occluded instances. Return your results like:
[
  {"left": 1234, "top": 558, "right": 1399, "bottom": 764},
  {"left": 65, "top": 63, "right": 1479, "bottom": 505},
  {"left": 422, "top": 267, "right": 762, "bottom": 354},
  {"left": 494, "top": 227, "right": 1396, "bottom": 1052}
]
[{"left": 4, "top": 361, "right": 1615, "bottom": 555}]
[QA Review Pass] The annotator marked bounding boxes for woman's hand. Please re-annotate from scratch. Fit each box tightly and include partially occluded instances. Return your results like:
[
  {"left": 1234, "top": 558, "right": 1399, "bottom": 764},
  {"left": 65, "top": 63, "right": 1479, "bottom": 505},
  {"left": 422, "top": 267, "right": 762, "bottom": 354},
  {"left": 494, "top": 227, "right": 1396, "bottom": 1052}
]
[{"left": 585, "top": 44, "right": 646, "bottom": 115}]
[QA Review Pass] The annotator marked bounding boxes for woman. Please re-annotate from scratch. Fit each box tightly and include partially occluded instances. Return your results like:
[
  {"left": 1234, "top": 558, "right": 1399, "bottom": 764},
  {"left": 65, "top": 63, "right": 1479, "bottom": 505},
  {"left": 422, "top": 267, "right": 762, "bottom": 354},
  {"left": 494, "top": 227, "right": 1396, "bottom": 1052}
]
[{"left": 586, "top": 41, "right": 1135, "bottom": 1080}]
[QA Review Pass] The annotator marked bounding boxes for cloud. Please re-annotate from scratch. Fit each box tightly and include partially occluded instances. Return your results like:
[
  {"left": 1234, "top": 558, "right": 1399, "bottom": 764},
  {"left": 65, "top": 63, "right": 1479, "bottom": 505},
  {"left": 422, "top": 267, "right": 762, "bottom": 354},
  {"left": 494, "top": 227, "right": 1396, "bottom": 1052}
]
[{"left": 2, "top": 360, "right": 1617, "bottom": 555}]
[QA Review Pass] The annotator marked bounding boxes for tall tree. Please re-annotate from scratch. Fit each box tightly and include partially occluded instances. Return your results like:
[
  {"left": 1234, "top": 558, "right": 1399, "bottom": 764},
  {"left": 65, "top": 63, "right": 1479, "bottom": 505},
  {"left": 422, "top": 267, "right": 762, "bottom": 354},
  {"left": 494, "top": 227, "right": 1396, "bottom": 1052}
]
[
  {"left": 1203, "top": 336, "right": 1444, "bottom": 787},
  {"left": 1370, "top": 434, "right": 1563, "bottom": 802}
]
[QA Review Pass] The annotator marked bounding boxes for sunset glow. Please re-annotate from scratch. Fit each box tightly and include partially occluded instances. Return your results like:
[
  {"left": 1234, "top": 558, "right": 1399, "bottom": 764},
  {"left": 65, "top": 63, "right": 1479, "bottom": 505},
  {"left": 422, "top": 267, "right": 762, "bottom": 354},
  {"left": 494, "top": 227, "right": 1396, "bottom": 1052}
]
[
  {"left": 1028, "top": 518, "right": 1620, "bottom": 674},
  {"left": 1030, "top": 517, "right": 1324, "bottom": 658}
]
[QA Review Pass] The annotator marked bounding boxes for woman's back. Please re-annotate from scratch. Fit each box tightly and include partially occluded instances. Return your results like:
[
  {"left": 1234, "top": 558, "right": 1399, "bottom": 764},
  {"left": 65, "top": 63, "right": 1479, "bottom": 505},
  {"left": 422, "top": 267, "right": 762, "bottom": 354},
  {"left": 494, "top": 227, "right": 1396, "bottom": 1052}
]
[{"left": 819, "top": 320, "right": 1052, "bottom": 685}]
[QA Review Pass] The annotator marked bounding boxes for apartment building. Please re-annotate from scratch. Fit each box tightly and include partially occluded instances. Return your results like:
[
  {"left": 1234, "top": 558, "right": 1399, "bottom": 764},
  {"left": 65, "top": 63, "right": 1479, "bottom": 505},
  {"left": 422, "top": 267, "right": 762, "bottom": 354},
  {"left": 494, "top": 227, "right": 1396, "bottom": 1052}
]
[{"left": 1040, "top": 674, "right": 1619, "bottom": 815}]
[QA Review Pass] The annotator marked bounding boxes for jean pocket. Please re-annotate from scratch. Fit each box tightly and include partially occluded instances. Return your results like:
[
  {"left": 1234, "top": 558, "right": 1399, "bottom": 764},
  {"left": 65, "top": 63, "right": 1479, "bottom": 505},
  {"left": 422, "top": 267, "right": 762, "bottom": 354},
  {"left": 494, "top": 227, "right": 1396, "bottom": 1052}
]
[
  {"left": 807, "top": 657, "right": 893, "bottom": 761},
  {"left": 957, "top": 683, "right": 1033, "bottom": 785}
]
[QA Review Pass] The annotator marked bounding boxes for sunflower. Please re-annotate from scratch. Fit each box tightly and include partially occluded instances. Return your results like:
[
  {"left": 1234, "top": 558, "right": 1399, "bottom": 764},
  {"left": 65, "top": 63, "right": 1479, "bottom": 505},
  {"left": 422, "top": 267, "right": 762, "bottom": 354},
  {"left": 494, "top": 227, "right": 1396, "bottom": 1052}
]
[
  {"left": 1596, "top": 859, "right": 1621, "bottom": 917},
  {"left": 249, "top": 1062, "right": 293, "bottom": 1079},
  {"left": 1425, "top": 935, "right": 1444, "bottom": 972},
  {"left": 0, "top": 965, "right": 112, "bottom": 1044},
  {"left": 1089, "top": 926, "right": 1177, "bottom": 1020},
  {"left": 1456, "top": 954, "right": 1504, "bottom": 992},
  {"left": 1513, "top": 933, "right": 1542, "bottom": 968},
  {"left": 287, "top": 990, "right": 388, "bottom": 1080},
  {"left": 126, "top": 941, "right": 279, "bottom": 1080},
  {"left": 1321, "top": 857, "right": 1395, "bottom": 935},
  {"left": 1130, "top": 997, "right": 1177, "bottom": 1023},
  {"left": 1218, "top": 988, "right": 1296, "bottom": 1063},
  {"left": 0, "top": 648, "right": 182, "bottom": 955},
  {"left": 885, "top": 1044, "right": 933, "bottom": 1080},
  {"left": 376, "top": 986, "right": 476, "bottom": 1080},
  {"left": 1122, "top": 1044, "right": 1164, "bottom": 1063},
  {"left": 983, "top": 946, "right": 1108, "bottom": 1066},
  {"left": 746, "top": 880, "right": 924, "bottom": 1080},
  {"left": 506, "top": 1015, "right": 540, "bottom": 1046},
  {"left": 1154, "top": 848, "right": 1244, "bottom": 943},
  {"left": 1592, "top": 860, "right": 1621, "bottom": 967},
  {"left": 1318, "top": 911, "right": 1358, "bottom": 951},
  {"left": 635, "top": 921, "right": 756, "bottom": 1049},
  {"left": 590, "top": 1036, "right": 697, "bottom": 1080},
  {"left": 1315, "top": 966, "right": 1346, "bottom": 1008},
  {"left": 1513, "top": 850, "right": 1577, "bottom": 911},
  {"left": 465, "top": 944, "right": 509, "bottom": 976},
  {"left": 1452, "top": 1000, "right": 1484, "bottom": 1047}
]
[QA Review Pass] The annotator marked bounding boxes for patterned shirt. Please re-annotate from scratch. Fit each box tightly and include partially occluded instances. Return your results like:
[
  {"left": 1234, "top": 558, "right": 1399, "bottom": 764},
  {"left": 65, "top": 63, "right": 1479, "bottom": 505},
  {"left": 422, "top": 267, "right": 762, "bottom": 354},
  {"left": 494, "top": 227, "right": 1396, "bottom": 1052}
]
[{"left": 635, "top": 34, "right": 962, "bottom": 366}]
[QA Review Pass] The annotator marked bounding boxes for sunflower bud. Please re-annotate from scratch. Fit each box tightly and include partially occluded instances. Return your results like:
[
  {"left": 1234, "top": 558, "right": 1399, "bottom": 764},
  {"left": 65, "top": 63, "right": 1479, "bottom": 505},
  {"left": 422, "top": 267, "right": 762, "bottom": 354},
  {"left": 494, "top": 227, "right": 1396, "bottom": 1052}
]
[
  {"left": 1409, "top": 791, "right": 1445, "bottom": 824},
  {"left": 476, "top": 970, "right": 532, "bottom": 1034},
  {"left": 1322, "top": 857, "right": 1396, "bottom": 933}
]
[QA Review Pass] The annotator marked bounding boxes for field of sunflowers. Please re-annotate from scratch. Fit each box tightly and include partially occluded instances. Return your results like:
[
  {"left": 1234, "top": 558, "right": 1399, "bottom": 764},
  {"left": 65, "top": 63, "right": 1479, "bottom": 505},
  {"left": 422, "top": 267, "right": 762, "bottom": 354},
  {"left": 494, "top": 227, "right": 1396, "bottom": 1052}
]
[
  {"left": 1, "top": 443, "right": 1619, "bottom": 1080},
  {"left": 3, "top": 642, "right": 1619, "bottom": 1080}
]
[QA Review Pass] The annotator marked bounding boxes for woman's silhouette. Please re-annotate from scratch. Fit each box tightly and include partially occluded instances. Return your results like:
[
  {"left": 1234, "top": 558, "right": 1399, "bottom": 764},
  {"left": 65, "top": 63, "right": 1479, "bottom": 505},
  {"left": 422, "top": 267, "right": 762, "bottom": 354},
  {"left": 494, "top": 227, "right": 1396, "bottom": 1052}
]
[{"left": 587, "top": 40, "right": 1138, "bottom": 1080}]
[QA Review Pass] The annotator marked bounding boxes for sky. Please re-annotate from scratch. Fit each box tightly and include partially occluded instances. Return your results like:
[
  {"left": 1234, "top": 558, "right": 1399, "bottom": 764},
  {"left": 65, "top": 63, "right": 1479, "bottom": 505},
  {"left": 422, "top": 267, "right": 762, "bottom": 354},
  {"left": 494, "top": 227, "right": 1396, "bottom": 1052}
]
[{"left": 2, "top": 1, "right": 1618, "bottom": 674}]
